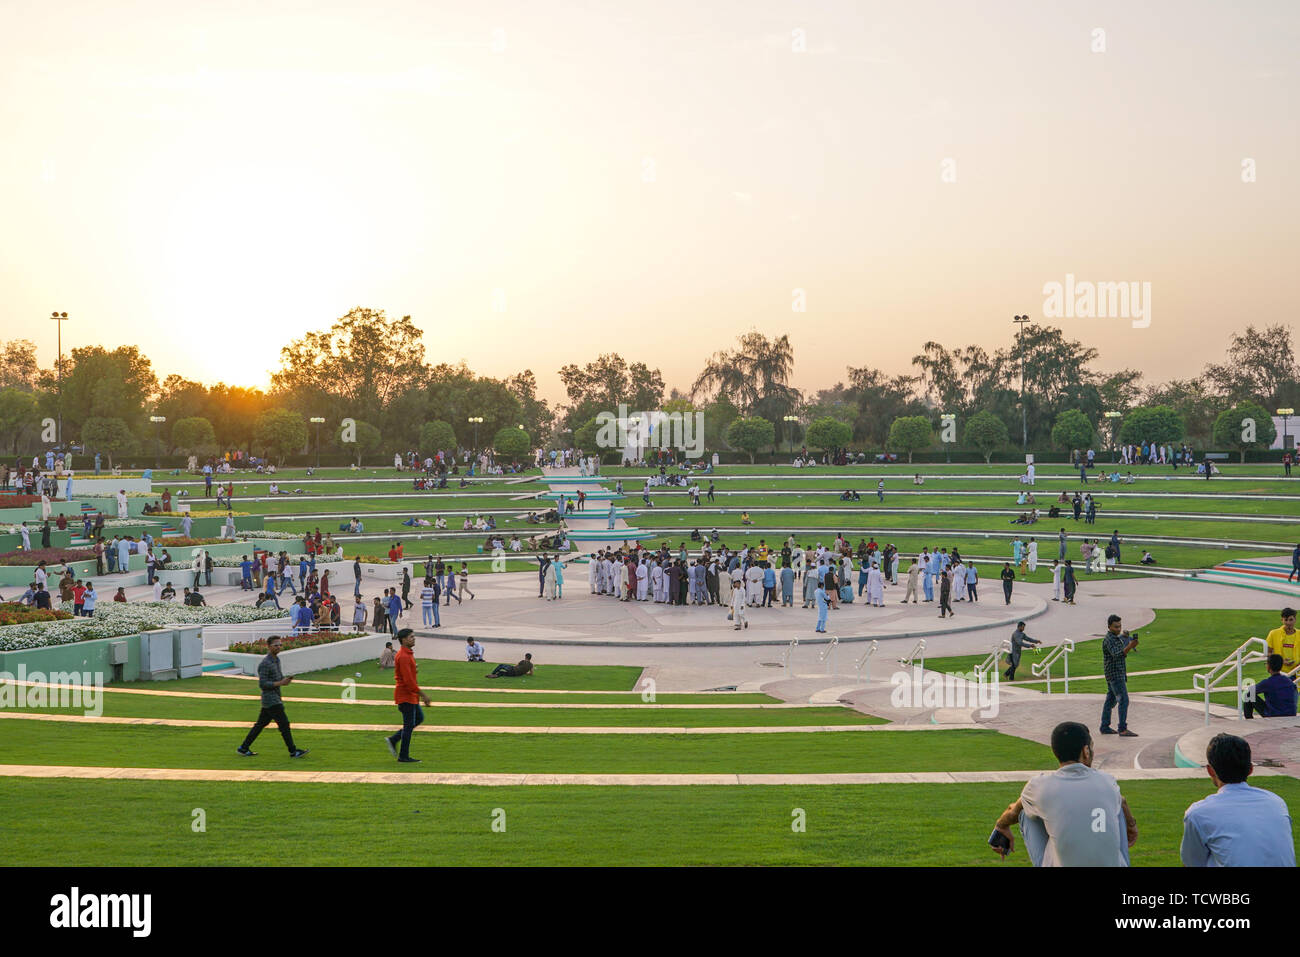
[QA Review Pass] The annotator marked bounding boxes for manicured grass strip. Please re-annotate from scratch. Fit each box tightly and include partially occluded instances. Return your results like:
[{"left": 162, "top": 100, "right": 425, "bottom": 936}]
[
  {"left": 0, "top": 721, "right": 1047, "bottom": 773},
  {"left": 188, "top": 675, "right": 779, "bottom": 705},
  {"left": 5, "top": 777, "right": 1295, "bottom": 866},
  {"left": 6, "top": 696, "right": 880, "bottom": 727},
  {"left": 302, "top": 659, "right": 644, "bottom": 691},
  {"left": 927, "top": 608, "right": 1281, "bottom": 679}
]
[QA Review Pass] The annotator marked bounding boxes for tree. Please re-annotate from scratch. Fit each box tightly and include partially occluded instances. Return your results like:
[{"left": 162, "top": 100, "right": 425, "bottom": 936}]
[
  {"left": 558, "top": 354, "right": 665, "bottom": 431},
  {"left": 964, "top": 410, "right": 1010, "bottom": 463},
  {"left": 50, "top": 345, "right": 156, "bottom": 436},
  {"left": 1143, "top": 379, "right": 1221, "bottom": 447},
  {"left": 337, "top": 419, "right": 382, "bottom": 466},
  {"left": 419, "top": 420, "right": 458, "bottom": 454},
  {"left": 1203, "top": 325, "right": 1298, "bottom": 407},
  {"left": 701, "top": 394, "right": 741, "bottom": 452},
  {"left": 845, "top": 367, "right": 926, "bottom": 446},
  {"left": 254, "top": 409, "right": 308, "bottom": 466},
  {"left": 0, "top": 388, "right": 37, "bottom": 454},
  {"left": 805, "top": 417, "right": 852, "bottom": 453},
  {"left": 272, "top": 309, "right": 427, "bottom": 425},
  {"left": 887, "top": 416, "right": 933, "bottom": 463},
  {"left": 1096, "top": 369, "right": 1144, "bottom": 413},
  {"left": 573, "top": 417, "right": 600, "bottom": 454},
  {"left": 505, "top": 370, "right": 553, "bottom": 443},
  {"left": 692, "top": 332, "right": 799, "bottom": 422},
  {"left": 493, "top": 426, "right": 530, "bottom": 460},
  {"left": 205, "top": 384, "right": 269, "bottom": 451},
  {"left": 725, "top": 416, "right": 775, "bottom": 463},
  {"left": 82, "top": 416, "right": 136, "bottom": 469},
  {"left": 0, "top": 340, "right": 40, "bottom": 391},
  {"left": 1212, "top": 402, "right": 1277, "bottom": 463},
  {"left": 1050, "top": 409, "right": 1095, "bottom": 452},
  {"left": 1119, "top": 405, "right": 1185, "bottom": 446},
  {"left": 171, "top": 417, "right": 217, "bottom": 457}
]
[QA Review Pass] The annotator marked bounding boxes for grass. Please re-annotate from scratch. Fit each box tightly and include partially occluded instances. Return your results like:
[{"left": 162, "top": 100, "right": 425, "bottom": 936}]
[
  {"left": 5, "top": 776, "right": 1296, "bottom": 866},
  {"left": 9, "top": 696, "right": 881, "bottom": 727},
  {"left": 0, "top": 720, "right": 1045, "bottom": 773},
  {"left": 303, "top": 658, "right": 644, "bottom": 690},
  {"left": 927, "top": 608, "right": 1280, "bottom": 690}
]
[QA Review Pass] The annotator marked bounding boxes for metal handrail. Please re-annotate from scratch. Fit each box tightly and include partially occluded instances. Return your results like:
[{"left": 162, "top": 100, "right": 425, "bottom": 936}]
[
  {"left": 1192, "top": 637, "right": 1269, "bottom": 725},
  {"left": 1031, "top": 639, "right": 1075, "bottom": 694},
  {"left": 898, "top": 638, "right": 926, "bottom": 670},
  {"left": 818, "top": 635, "right": 839, "bottom": 674},
  {"left": 855, "top": 640, "right": 879, "bottom": 682},
  {"left": 783, "top": 637, "right": 799, "bottom": 677},
  {"left": 974, "top": 640, "right": 1011, "bottom": 683}
]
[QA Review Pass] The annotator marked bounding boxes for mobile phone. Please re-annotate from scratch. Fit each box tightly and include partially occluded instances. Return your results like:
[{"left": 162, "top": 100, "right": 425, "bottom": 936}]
[{"left": 988, "top": 828, "right": 1011, "bottom": 853}]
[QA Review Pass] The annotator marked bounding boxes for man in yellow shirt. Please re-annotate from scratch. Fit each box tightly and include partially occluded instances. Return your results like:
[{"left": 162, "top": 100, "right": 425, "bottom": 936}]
[{"left": 1265, "top": 608, "right": 1299, "bottom": 671}]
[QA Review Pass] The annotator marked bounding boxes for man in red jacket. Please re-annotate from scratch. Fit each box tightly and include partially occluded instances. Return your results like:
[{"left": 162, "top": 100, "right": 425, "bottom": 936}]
[{"left": 386, "top": 628, "right": 431, "bottom": 763}]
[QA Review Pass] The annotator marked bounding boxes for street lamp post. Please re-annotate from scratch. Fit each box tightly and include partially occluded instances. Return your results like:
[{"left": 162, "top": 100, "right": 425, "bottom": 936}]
[
  {"left": 468, "top": 416, "right": 483, "bottom": 451},
  {"left": 310, "top": 417, "right": 325, "bottom": 468},
  {"left": 783, "top": 415, "right": 798, "bottom": 456},
  {"left": 1013, "top": 315, "right": 1031, "bottom": 452},
  {"left": 149, "top": 415, "right": 166, "bottom": 469},
  {"left": 1104, "top": 411, "right": 1122, "bottom": 463},
  {"left": 50, "top": 311, "right": 69, "bottom": 447}
]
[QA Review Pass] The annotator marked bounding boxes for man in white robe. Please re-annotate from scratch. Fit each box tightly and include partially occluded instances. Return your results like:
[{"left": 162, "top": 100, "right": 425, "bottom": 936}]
[
  {"left": 867, "top": 563, "right": 885, "bottom": 606},
  {"left": 1027, "top": 538, "right": 1039, "bottom": 572},
  {"left": 717, "top": 564, "right": 732, "bottom": 607},
  {"left": 651, "top": 561, "right": 665, "bottom": 602},
  {"left": 952, "top": 562, "right": 967, "bottom": 602},
  {"left": 745, "top": 564, "right": 763, "bottom": 605},
  {"left": 116, "top": 489, "right": 129, "bottom": 520},
  {"left": 1051, "top": 560, "right": 1062, "bottom": 601},
  {"left": 636, "top": 561, "right": 648, "bottom": 600}
]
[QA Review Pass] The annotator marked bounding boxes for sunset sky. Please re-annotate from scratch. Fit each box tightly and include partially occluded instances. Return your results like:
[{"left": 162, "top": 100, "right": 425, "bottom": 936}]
[{"left": 2, "top": 0, "right": 1297, "bottom": 404}]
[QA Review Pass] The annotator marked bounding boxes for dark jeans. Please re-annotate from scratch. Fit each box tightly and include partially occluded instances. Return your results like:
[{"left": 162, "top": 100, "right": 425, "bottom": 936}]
[
  {"left": 1004, "top": 657, "right": 1019, "bottom": 680},
  {"left": 241, "top": 703, "right": 297, "bottom": 753},
  {"left": 968, "top": 583, "right": 978, "bottom": 601},
  {"left": 146, "top": 566, "right": 155, "bottom": 585},
  {"left": 1101, "top": 678, "right": 1129, "bottom": 731},
  {"left": 490, "top": 664, "right": 517, "bottom": 677},
  {"left": 1002, "top": 581, "right": 1013, "bottom": 604},
  {"left": 388, "top": 702, "right": 424, "bottom": 759}
]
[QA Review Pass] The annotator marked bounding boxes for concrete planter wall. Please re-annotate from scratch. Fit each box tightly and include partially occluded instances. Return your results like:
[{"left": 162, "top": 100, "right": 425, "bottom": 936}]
[{"left": 204, "top": 631, "right": 385, "bottom": 676}]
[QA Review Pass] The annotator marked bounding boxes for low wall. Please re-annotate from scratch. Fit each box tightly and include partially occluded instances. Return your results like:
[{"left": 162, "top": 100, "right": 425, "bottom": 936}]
[
  {"left": 204, "top": 631, "right": 385, "bottom": 676},
  {"left": 66, "top": 479, "right": 151, "bottom": 497},
  {"left": 0, "top": 631, "right": 148, "bottom": 681}
]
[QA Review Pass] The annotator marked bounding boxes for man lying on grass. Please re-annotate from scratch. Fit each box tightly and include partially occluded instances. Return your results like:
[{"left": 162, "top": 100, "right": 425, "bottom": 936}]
[{"left": 487, "top": 653, "right": 534, "bottom": 679}]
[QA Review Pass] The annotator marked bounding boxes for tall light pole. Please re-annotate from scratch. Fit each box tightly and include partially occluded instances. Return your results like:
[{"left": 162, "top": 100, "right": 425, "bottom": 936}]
[
  {"left": 1013, "top": 315, "right": 1031, "bottom": 452},
  {"left": 1104, "top": 411, "right": 1122, "bottom": 463},
  {"left": 1277, "top": 409, "right": 1294, "bottom": 455},
  {"left": 149, "top": 415, "right": 166, "bottom": 469},
  {"left": 50, "top": 311, "right": 69, "bottom": 447},
  {"left": 310, "top": 417, "right": 325, "bottom": 468},
  {"left": 783, "top": 415, "right": 798, "bottom": 456},
  {"left": 468, "top": 416, "right": 483, "bottom": 451}
]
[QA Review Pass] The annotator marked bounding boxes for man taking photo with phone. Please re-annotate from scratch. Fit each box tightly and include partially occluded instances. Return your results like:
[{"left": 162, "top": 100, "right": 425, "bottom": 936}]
[{"left": 1101, "top": 614, "right": 1139, "bottom": 737}]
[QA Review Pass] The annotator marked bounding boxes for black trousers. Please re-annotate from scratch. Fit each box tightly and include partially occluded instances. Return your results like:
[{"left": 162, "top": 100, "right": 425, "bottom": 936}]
[
  {"left": 1003, "top": 580, "right": 1013, "bottom": 604},
  {"left": 241, "top": 704, "right": 296, "bottom": 753}
]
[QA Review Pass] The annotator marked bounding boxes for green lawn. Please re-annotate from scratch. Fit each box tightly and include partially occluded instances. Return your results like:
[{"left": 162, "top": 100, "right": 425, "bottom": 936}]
[
  {"left": 304, "top": 658, "right": 644, "bottom": 690},
  {"left": 0, "top": 721, "right": 1046, "bottom": 773},
  {"left": 927, "top": 609, "right": 1281, "bottom": 689},
  {"left": 5, "top": 776, "right": 1295, "bottom": 866}
]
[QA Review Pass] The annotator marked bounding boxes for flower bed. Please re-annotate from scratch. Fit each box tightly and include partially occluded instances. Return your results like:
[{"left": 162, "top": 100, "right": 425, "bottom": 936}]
[
  {"left": 0, "top": 547, "right": 94, "bottom": 566},
  {"left": 0, "top": 603, "right": 74, "bottom": 626},
  {"left": 154, "top": 537, "right": 229, "bottom": 547},
  {"left": 0, "top": 601, "right": 288, "bottom": 651},
  {"left": 238, "top": 530, "right": 301, "bottom": 540},
  {"left": 228, "top": 631, "right": 365, "bottom": 654},
  {"left": 0, "top": 495, "right": 40, "bottom": 508},
  {"left": 157, "top": 511, "right": 249, "bottom": 518}
]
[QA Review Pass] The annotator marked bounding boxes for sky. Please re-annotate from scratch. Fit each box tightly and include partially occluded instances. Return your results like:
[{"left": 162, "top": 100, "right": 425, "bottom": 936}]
[{"left": 2, "top": 0, "right": 1297, "bottom": 405}]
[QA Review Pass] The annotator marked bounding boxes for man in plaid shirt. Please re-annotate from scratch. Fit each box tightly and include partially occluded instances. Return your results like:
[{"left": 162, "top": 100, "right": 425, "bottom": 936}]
[{"left": 1100, "top": 614, "right": 1140, "bottom": 737}]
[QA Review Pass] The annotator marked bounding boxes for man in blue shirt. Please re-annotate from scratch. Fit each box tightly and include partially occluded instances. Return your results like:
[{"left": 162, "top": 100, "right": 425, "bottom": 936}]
[
  {"left": 762, "top": 563, "right": 776, "bottom": 607},
  {"left": 1180, "top": 733, "right": 1296, "bottom": 867},
  {"left": 814, "top": 582, "right": 829, "bottom": 633},
  {"left": 386, "top": 589, "right": 403, "bottom": 636},
  {"left": 291, "top": 597, "right": 314, "bottom": 633},
  {"left": 239, "top": 556, "right": 254, "bottom": 591},
  {"left": 1244, "top": 654, "right": 1298, "bottom": 718},
  {"left": 299, "top": 557, "right": 309, "bottom": 589}
]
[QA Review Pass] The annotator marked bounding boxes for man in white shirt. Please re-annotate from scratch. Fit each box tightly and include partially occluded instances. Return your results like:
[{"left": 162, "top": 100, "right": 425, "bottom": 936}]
[
  {"left": 465, "top": 638, "right": 485, "bottom": 662},
  {"left": 1181, "top": 733, "right": 1296, "bottom": 867},
  {"left": 116, "top": 489, "right": 129, "bottom": 519},
  {"left": 1051, "top": 560, "right": 1062, "bottom": 601},
  {"left": 992, "top": 721, "right": 1136, "bottom": 866}
]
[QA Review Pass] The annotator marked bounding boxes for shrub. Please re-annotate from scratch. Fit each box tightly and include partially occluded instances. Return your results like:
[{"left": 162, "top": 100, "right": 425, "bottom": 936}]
[
  {"left": 0, "top": 548, "right": 95, "bottom": 567},
  {"left": 228, "top": 631, "right": 366, "bottom": 654},
  {"left": 0, "top": 603, "right": 74, "bottom": 626}
]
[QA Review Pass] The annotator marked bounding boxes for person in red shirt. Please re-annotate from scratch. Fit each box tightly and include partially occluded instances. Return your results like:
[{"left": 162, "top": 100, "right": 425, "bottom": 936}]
[
  {"left": 386, "top": 628, "right": 430, "bottom": 763},
  {"left": 72, "top": 581, "right": 87, "bottom": 616}
]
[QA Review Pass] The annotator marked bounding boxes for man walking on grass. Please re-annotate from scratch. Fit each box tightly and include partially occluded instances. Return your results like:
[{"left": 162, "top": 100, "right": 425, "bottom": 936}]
[
  {"left": 385, "top": 628, "right": 430, "bottom": 763},
  {"left": 237, "top": 637, "right": 309, "bottom": 758}
]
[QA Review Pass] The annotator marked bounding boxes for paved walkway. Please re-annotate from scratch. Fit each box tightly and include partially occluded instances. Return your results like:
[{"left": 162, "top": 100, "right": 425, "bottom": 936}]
[{"left": 3, "top": 764, "right": 1285, "bottom": 786}]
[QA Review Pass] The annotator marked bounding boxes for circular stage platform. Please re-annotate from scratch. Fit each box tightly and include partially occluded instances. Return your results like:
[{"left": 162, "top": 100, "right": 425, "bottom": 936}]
[{"left": 413, "top": 571, "right": 1047, "bottom": 647}]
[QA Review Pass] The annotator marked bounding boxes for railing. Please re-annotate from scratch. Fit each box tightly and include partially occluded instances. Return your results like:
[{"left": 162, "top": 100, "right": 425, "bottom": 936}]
[
  {"left": 974, "top": 640, "right": 1011, "bottom": 684},
  {"left": 897, "top": 639, "right": 926, "bottom": 670},
  {"left": 783, "top": 637, "right": 799, "bottom": 677},
  {"left": 855, "top": 640, "right": 879, "bottom": 682},
  {"left": 1031, "top": 639, "right": 1075, "bottom": 694},
  {"left": 817, "top": 635, "right": 839, "bottom": 674},
  {"left": 1192, "top": 637, "right": 1269, "bottom": 725}
]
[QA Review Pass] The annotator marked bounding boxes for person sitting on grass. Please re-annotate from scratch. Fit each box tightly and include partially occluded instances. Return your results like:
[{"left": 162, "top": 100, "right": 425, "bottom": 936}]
[
  {"left": 465, "top": 637, "right": 485, "bottom": 662},
  {"left": 486, "top": 653, "right": 534, "bottom": 679},
  {"left": 741, "top": 511, "right": 753, "bottom": 526},
  {"left": 378, "top": 641, "right": 396, "bottom": 669},
  {"left": 912, "top": 474, "right": 924, "bottom": 486},
  {"left": 1139, "top": 550, "right": 1156, "bottom": 565},
  {"left": 1243, "top": 654, "right": 1298, "bottom": 719}
]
